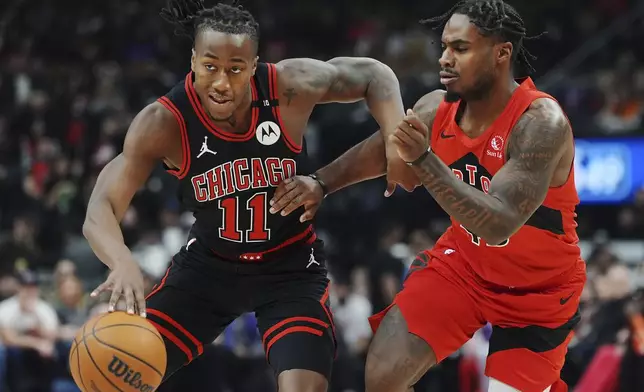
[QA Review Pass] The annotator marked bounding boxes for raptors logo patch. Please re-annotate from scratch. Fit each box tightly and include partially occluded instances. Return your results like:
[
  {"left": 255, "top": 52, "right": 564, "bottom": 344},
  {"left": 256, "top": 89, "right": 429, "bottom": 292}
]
[{"left": 255, "top": 121, "right": 281, "bottom": 146}]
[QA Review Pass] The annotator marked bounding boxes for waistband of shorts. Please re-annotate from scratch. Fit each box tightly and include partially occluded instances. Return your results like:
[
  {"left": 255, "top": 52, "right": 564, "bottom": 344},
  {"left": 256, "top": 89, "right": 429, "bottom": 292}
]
[
  {"left": 427, "top": 248, "right": 585, "bottom": 293},
  {"left": 466, "top": 259, "right": 585, "bottom": 293},
  {"left": 211, "top": 225, "right": 317, "bottom": 262},
  {"left": 182, "top": 226, "right": 321, "bottom": 274}
]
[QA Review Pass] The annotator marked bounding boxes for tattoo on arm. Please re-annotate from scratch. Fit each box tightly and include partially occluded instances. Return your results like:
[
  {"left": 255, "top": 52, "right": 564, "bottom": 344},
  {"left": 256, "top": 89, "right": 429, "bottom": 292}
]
[
  {"left": 283, "top": 88, "right": 297, "bottom": 106},
  {"left": 411, "top": 99, "right": 570, "bottom": 244},
  {"left": 277, "top": 57, "right": 399, "bottom": 105},
  {"left": 321, "top": 57, "right": 398, "bottom": 103}
]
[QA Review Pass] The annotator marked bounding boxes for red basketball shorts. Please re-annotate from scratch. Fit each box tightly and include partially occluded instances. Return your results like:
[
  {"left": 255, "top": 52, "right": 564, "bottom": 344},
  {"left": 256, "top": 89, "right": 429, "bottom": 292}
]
[{"left": 369, "top": 248, "right": 586, "bottom": 392}]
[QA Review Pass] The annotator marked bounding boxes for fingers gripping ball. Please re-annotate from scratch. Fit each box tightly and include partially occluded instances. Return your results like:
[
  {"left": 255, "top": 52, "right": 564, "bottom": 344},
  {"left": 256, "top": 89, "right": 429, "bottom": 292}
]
[{"left": 69, "top": 311, "right": 167, "bottom": 392}]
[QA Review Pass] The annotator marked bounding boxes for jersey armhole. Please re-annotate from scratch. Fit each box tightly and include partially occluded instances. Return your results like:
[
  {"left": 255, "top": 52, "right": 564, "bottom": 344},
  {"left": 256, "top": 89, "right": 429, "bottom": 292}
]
[
  {"left": 157, "top": 96, "right": 191, "bottom": 179},
  {"left": 268, "top": 63, "right": 302, "bottom": 154}
]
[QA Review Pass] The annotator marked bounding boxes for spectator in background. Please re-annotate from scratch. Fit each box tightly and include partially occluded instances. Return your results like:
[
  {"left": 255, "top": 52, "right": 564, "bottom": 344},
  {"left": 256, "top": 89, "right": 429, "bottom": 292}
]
[
  {"left": 329, "top": 273, "right": 373, "bottom": 392},
  {"left": 586, "top": 246, "right": 633, "bottom": 301},
  {"left": 0, "top": 215, "right": 42, "bottom": 279},
  {"left": 0, "top": 271, "right": 59, "bottom": 392}
]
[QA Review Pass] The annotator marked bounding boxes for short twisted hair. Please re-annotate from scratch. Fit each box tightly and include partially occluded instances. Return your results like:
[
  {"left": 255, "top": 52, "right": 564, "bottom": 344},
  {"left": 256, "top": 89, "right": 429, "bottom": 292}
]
[
  {"left": 421, "top": 0, "right": 545, "bottom": 74},
  {"left": 161, "top": 0, "right": 259, "bottom": 48}
]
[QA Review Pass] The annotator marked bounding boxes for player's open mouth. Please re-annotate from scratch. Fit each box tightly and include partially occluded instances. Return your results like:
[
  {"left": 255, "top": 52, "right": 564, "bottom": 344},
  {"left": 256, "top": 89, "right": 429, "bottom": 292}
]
[{"left": 439, "top": 71, "right": 459, "bottom": 85}]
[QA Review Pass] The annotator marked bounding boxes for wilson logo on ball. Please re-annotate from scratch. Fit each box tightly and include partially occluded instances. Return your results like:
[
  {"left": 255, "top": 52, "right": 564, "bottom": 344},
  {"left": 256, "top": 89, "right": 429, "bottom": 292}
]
[{"left": 107, "top": 355, "right": 155, "bottom": 392}]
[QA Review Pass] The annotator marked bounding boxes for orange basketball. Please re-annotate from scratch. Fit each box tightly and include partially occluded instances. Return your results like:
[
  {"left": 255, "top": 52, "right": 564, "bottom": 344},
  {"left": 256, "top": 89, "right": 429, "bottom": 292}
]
[{"left": 69, "top": 311, "right": 167, "bottom": 392}]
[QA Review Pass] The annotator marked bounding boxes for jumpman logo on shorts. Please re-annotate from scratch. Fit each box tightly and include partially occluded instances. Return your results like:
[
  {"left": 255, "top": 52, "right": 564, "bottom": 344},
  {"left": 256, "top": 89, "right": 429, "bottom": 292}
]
[
  {"left": 197, "top": 136, "right": 217, "bottom": 158},
  {"left": 306, "top": 248, "right": 319, "bottom": 269}
]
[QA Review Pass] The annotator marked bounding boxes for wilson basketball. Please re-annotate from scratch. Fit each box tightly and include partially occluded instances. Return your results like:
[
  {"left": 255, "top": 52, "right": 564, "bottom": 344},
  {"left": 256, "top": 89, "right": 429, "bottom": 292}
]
[{"left": 69, "top": 311, "right": 167, "bottom": 392}]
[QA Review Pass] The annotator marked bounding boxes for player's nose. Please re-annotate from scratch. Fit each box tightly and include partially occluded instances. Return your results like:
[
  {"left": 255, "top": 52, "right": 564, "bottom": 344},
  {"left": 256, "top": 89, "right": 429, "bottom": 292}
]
[
  {"left": 439, "top": 51, "right": 454, "bottom": 69},
  {"left": 211, "top": 76, "right": 231, "bottom": 94}
]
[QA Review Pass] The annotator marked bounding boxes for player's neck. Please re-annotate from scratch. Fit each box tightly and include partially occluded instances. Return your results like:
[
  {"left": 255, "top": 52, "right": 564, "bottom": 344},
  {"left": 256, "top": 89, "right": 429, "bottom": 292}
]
[{"left": 463, "top": 77, "right": 519, "bottom": 126}]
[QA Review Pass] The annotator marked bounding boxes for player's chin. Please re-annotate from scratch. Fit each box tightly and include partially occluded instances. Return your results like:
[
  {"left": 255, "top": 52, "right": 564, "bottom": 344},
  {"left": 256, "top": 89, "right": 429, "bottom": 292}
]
[
  {"left": 207, "top": 101, "right": 236, "bottom": 121},
  {"left": 444, "top": 87, "right": 462, "bottom": 103}
]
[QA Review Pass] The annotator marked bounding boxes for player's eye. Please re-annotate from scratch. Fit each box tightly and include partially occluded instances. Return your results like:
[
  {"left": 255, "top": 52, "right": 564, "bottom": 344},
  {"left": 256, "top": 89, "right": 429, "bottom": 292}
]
[
  {"left": 205, "top": 64, "right": 216, "bottom": 71},
  {"left": 230, "top": 67, "right": 242, "bottom": 74},
  {"left": 454, "top": 47, "right": 468, "bottom": 53}
]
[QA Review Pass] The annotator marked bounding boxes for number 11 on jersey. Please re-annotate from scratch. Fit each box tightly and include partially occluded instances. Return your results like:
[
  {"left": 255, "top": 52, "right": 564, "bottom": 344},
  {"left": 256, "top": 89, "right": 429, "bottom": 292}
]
[{"left": 219, "top": 192, "right": 271, "bottom": 242}]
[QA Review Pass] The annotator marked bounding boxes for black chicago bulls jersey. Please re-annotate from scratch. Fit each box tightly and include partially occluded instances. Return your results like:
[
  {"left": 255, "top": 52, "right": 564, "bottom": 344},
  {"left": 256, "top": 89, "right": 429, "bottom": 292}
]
[{"left": 157, "top": 63, "right": 314, "bottom": 262}]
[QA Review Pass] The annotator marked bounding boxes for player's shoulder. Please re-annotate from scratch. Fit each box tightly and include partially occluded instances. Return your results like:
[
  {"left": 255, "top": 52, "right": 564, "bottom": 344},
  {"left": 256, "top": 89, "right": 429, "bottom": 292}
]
[
  {"left": 123, "top": 101, "right": 182, "bottom": 157},
  {"left": 514, "top": 97, "right": 570, "bottom": 138},
  {"left": 509, "top": 97, "right": 571, "bottom": 157},
  {"left": 412, "top": 89, "right": 446, "bottom": 127},
  {"left": 130, "top": 101, "right": 180, "bottom": 136},
  {"left": 413, "top": 89, "right": 446, "bottom": 112}
]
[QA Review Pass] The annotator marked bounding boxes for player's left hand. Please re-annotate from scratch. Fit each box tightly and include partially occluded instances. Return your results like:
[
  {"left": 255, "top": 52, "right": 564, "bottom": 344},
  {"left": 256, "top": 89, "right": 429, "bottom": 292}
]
[
  {"left": 391, "top": 109, "right": 430, "bottom": 163},
  {"left": 269, "top": 175, "right": 323, "bottom": 222}
]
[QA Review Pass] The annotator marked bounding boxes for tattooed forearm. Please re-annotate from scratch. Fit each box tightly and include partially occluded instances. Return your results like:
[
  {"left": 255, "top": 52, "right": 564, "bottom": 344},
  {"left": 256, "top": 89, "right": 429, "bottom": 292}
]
[
  {"left": 411, "top": 154, "right": 510, "bottom": 243},
  {"left": 412, "top": 98, "right": 570, "bottom": 245},
  {"left": 315, "top": 131, "right": 386, "bottom": 194}
]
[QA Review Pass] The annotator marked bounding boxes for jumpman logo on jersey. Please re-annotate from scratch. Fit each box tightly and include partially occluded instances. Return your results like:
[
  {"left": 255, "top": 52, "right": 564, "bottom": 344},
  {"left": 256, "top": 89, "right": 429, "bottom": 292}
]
[
  {"left": 306, "top": 248, "right": 319, "bottom": 269},
  {"left": 197, "top": 136, "right": 217, "bottom": 158}
]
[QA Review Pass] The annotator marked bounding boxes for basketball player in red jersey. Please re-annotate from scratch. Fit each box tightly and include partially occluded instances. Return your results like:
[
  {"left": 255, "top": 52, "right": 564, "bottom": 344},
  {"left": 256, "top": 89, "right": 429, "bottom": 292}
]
[
  {"left": 271, "top": 1, "right": 585, "bottom": 391},
  {"left": 81, "top": 1, "right": 418, "bottom": 391}
]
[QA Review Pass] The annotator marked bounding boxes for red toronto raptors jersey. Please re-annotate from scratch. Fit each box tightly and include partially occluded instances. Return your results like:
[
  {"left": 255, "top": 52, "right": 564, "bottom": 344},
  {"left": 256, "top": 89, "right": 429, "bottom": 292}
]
[
  {"left": 429, "top": 78, "right": 582, "bottom": 288},
  {"left": 157, "top": 63, "right": 314, "bottom": 262}
]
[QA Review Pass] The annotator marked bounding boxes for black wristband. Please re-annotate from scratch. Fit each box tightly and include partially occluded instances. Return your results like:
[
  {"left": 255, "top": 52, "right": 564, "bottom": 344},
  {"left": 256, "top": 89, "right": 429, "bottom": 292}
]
[
  {"left": 308, "top": 173, "right": 329, "bottom": 198},
  {"left": 406, "top": 147, "right": 431, "bottom": 166}
]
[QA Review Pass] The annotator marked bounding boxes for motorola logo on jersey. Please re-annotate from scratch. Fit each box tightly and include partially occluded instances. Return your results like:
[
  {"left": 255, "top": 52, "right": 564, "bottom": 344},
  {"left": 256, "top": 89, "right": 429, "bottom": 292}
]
[
  {"left": 191, "top": 157, "right": 296, "bottom": 202},
  {"left": 450, "top": 153, "right": 493, "bottom": 194},
  {"left": 256, "top": 121, "right": 281, "bottom": 146}
]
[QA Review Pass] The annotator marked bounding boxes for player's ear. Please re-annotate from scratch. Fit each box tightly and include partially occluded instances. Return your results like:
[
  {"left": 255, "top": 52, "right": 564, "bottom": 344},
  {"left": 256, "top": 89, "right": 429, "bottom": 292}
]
[
  {"left": 252, "top": 56, "right": 258, "bottom": 76},
  {"left": 191, "top": 48, "right": 196, "bottom": 73},
  {"left": 497, "top": 42, "right": 512, "bottom": 65}
]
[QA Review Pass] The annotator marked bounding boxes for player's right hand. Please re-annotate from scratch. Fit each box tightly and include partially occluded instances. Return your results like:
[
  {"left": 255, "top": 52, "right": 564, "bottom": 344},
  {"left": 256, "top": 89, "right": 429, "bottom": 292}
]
[
  {"left": 269, "top": 175, "right": 323, "bottom": 222},
  {"left": 91, "top": 260, "right": 146, "bottom": 317}
]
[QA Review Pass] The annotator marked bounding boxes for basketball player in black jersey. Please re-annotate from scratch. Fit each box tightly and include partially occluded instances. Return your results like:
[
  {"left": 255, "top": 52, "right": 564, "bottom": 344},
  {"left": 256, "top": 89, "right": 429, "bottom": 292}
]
[{"left": 82, "top": 0, "right": 417, "bottom": 390}]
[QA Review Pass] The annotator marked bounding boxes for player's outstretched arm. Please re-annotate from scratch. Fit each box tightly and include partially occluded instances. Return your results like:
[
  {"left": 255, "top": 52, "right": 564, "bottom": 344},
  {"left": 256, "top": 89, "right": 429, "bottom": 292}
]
[
  {"left": 394, "top": 98, "right": 570, "bottom": 245},
  {"left": 269, "top": 131, "right": 386, "bottom": 222},
  {"left": 83, "top": 102, "right": 180, "bottom": 316},
  {"left": 277, "top": 57, "right": 418, "bottom": 193},
  {"left": 269, "top": 90, "right": 444, "bottom": 221}
]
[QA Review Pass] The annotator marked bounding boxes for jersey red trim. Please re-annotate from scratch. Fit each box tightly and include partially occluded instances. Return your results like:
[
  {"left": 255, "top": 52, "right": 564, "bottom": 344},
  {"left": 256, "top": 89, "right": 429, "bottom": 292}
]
[
  {"left": 157, "top": 97, "right": 191, "bottom": 179},
  {"left": 184, "top": 72, "right": 259, "bottom": 142},
  {"left": 267, "top": 63, "right": 302, "bottom": 153}
]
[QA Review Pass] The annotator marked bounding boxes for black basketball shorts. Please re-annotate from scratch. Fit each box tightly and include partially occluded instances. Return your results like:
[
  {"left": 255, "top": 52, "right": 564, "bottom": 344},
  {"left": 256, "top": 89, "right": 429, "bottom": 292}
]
[{"left": 145, "top": 239, "right": 336, "bottom": 383}]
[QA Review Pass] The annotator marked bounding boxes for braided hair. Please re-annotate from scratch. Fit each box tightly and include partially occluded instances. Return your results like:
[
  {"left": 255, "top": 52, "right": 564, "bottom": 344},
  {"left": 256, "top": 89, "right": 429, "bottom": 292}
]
[
  {"left": 421, "top": 0, "right": 544, "bottom": 74},
  {"left": 160, "top": 0, "right": 259, "bottom": 49}
]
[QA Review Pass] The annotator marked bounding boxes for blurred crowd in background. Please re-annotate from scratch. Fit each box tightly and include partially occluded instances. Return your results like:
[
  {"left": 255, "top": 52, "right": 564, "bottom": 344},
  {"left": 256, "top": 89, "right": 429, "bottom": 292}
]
[{"left": 0, "top": 0, "right": 643, "bottom": 391}]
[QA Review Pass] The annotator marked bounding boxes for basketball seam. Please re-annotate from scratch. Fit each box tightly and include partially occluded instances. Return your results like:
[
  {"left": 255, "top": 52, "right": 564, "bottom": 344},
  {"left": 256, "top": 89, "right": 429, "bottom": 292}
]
[
  {"left": 81, "top": 318, "right": 126, "bottom": 392},
  {"left": 90, "top": 323, "right": 165, "bottom": 345},
  {"left": 76, "top": 313, "right": 109, "bottom": 392},
  {"left": 73, "top": 337, "right": 87, "bottom": 392},
  {"left": 70, "top": 313, "right": 109, "bottom": 360},
  {"left": 91, "top": 323, "right": 164, "bottom": 378}
]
